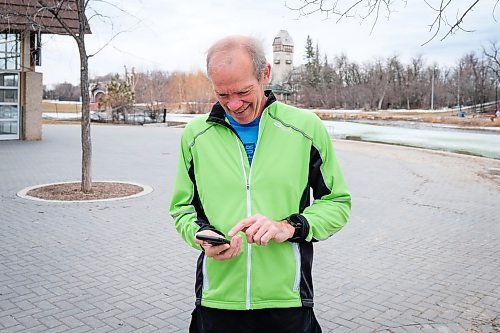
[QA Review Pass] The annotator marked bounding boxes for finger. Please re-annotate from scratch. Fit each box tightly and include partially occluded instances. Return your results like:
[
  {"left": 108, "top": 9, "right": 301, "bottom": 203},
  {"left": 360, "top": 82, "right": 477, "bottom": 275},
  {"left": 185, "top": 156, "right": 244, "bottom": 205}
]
[
  {"left": 194, "top": 234, "right": 206, "bottom": 245},
  {"left": 228, "top": 217, "right": 256, "bottom": 237},
  {"left": 215, "top": 236, "right": 242, "bottom": 260},
  {"left": 246, "top": 216, "right": 273, "bottom": 244},
  {"left": 244, "top": 219, "right": 266, "bottom": 243},
  {"left": 252, "top": 225, "right": 270, "bottom": 245},
  {"left": 214, "top": 246, "right": 235, "bottom": 260},
  {"left": 259, "top": 231, "right": 273, "bottom": 246},
  {"left": 229, "top": 235, "right": 242, "bottom": 257},
  {"left": 222, "top": 236, "right": 241, "bottom": 259},
  {"left": 205, "top": 243, "right": 230, "bottom": 258}
]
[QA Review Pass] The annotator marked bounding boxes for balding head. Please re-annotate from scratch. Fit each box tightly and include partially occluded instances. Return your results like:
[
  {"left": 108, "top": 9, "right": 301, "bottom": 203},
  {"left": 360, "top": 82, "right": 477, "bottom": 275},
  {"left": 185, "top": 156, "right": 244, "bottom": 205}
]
[{"left": 206, "top": 35, "right": 268, "bottom": 81}]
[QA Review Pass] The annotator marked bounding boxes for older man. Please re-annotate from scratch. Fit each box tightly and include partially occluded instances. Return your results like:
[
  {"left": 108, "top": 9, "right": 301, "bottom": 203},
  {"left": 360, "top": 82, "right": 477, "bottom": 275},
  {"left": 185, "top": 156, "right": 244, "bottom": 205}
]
[{"left": 170, "top": 35, "right": 351, "bottom": 333}]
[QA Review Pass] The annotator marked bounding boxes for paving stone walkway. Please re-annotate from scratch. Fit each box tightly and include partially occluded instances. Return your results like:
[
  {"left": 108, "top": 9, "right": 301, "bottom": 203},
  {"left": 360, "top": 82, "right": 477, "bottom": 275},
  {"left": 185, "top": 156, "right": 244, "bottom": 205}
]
[{"left": 1, "top": 124, "right": 499, "bottom": 332}]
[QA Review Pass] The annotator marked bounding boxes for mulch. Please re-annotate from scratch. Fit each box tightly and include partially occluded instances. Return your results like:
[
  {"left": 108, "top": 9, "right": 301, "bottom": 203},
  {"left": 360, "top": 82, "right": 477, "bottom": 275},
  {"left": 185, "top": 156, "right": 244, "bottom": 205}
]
[{"left": 26, "top": 182, "right": 143, "bottom": 201}]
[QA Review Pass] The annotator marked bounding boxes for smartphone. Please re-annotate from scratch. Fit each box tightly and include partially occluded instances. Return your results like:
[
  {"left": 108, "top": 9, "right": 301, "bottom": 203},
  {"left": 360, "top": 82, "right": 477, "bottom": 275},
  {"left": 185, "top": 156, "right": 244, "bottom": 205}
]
[{"left": 196, "top": 234, "right": 231, "bottom": 245}]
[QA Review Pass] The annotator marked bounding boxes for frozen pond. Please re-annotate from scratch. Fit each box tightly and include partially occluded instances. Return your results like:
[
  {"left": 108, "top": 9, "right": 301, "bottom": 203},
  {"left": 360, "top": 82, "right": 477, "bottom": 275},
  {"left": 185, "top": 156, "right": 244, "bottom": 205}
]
[
  {"left": 164, "top": 114, "right": 500, "bottom": 159},
  {"left": 324, "top": 120, "right": 500, "bottom": 159}
]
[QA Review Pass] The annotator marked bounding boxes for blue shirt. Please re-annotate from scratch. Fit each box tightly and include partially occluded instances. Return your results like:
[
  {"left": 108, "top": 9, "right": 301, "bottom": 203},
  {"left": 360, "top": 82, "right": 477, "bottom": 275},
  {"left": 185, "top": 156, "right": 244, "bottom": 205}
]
[{"left": 226, "top": 113, "right": 260, "bottom": 164}]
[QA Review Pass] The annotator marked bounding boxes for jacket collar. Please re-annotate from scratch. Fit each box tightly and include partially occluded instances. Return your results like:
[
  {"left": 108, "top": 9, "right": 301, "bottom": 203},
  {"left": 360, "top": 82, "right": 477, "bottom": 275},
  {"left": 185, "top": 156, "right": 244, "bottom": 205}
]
[{"left": 207, "top": 90, "right": 277, "bottom": 124}]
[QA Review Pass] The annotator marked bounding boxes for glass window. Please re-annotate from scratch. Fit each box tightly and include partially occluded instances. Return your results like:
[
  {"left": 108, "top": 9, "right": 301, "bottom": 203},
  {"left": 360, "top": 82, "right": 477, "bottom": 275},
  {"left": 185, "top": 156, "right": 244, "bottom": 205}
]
[
  {"left": 0, "top": 73, "right": 18, "bottom": 87},
  {"left": 0, "top": 89, "right": 18, "bottom": 103},
  {"left": 0, "top": 120, "right": 18, "bottom": 135},
  {"left": 0, "top": 34, "right": 21, "bottom": 71},
  {"left": 0, "top": 105, "right": 18, "bottom": 119}
]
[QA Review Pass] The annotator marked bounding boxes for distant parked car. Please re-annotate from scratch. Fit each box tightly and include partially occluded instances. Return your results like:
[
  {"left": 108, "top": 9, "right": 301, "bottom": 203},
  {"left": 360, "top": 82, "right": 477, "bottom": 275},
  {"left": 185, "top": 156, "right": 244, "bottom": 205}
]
[{"left": 127, "top": 114, "right": 152, "bottom": 125}]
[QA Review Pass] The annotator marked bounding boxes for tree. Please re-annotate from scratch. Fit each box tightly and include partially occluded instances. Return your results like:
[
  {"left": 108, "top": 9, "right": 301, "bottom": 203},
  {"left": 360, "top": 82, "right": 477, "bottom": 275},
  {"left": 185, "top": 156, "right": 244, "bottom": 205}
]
[
  {"left": 287, "top": 1, "right": 498, "bottom": 44},
  {"left": 0, "top": 1, "right": 93, "bottom": 192},
  {"left": 98, "top": 74, "right": 134, "bottom": 121},
  {"left": 303, "top": 35, "right": 320, "bottom": 88},
  {"left": 2, "top": 0, "right": 127, "bottom": 193},
  {"left": 42, "top": 1, "right": 93, "bottom": 192},
  {"left": 165, "top": 71, "right": 213, "bottom": 113},
  {"left": 53, "top": 82, "right": 81, "bottom": 100},
  {"left": 134, "top": 70, "right": 170, "bottom": 108},
  {"left": 484, "top": 41, "right": 500, "bottom": 80}
]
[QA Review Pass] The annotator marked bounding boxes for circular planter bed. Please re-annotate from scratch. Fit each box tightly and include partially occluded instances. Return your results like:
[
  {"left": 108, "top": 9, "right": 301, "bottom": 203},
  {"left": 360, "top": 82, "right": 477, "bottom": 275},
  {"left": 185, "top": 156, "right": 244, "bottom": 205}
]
[{"left": 17, "top": 181, "right": 153, "bottom": 203}]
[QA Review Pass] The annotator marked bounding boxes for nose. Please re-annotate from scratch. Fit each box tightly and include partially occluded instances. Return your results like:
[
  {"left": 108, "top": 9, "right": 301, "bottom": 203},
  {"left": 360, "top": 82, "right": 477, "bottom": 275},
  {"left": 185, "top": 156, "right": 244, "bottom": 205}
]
[{"left": 227, "top": 97, "right": 244, "bottom": 111}]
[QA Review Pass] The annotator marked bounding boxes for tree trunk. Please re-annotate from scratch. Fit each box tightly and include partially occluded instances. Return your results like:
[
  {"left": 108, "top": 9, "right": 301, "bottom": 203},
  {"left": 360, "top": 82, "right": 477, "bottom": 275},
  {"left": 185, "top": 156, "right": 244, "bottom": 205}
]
[
  {"left": 378, "top": 81, "right": 388, "bottom": 110},
  {"left": 76, "top": 0, "right": 92, "bottom": 193},
  {"left": 79, "top": 45, "right": 92, "bottom": 193}
]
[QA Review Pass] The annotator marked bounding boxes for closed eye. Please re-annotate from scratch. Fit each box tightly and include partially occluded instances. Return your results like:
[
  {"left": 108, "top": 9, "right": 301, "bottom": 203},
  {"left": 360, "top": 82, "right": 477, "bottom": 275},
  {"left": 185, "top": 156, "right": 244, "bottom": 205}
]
[{"left": 238, "top": 90, "right": 251, "bottom": 96}]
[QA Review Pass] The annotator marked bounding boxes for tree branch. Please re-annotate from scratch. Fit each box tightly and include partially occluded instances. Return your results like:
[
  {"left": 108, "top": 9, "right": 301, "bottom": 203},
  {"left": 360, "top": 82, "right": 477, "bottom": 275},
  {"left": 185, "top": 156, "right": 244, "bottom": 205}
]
[
  {"left": 287, "top": 0, "right": 494, "bottom": 43},
  {"left": 440, "top": 0, "right": 479, "bottom": 42},
  {"left": 37, "top": 0, "right": 79, "bottom": 40}
]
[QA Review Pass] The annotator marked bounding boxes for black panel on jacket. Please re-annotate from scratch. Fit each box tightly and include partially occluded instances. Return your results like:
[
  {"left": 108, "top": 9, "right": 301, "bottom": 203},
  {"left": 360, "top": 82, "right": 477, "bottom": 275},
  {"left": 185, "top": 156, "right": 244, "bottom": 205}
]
[
  {"left": 195, "top": 253, "right": 205, "bottom": 306},
  {"left": 299, "top": 243, "right": 315, "bottom": 307}
]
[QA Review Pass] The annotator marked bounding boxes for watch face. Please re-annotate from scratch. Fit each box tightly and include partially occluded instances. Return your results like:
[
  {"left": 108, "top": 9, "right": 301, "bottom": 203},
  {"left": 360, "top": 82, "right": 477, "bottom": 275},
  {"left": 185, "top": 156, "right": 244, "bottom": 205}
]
[{"left": 288, "top": 218, "right": 301, "bottom": 228}]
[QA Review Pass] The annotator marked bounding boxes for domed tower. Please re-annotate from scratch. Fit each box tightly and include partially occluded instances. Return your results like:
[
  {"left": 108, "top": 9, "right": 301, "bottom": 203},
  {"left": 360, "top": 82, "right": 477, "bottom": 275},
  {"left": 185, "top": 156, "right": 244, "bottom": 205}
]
[{"left": 271, "top": 30, "right": 294, "bottom": 85}]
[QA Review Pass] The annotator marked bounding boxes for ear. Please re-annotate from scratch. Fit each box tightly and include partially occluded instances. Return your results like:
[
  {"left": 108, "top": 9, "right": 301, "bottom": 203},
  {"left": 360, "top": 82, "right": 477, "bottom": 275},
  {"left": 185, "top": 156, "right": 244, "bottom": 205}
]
[{"left": 261, "top": 63, "right": 271, "bottom": 84}]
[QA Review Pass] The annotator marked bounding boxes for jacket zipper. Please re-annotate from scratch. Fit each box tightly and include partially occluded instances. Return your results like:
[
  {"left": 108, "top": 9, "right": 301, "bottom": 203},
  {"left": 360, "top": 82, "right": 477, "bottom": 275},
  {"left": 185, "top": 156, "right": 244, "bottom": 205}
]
[
  {"left": 235, "top": 137, "right": 252, "bottom": 310},
  {"left": 233, "top": 111, "right": 266, "bottom": 310}
]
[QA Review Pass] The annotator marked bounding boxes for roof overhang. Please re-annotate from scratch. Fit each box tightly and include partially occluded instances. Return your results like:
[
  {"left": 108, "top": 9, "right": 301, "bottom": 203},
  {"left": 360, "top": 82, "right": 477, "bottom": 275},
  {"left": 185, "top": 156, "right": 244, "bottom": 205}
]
[{"left": 0, "top": 0, "right": 91, "bottom": 35}]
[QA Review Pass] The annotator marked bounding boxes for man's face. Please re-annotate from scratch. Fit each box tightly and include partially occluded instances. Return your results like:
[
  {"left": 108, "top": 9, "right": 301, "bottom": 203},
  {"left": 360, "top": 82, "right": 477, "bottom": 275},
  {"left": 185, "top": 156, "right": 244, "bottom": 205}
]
[{"left": 209, "top": 49, "right": 270, "bottom": 124}]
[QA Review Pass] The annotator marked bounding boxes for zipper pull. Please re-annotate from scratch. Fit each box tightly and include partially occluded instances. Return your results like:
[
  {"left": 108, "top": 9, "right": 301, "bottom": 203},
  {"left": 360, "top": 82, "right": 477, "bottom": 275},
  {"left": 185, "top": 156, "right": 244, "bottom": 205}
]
[{"left": 246, "top": 184, "right": 250, "bottom": 191}]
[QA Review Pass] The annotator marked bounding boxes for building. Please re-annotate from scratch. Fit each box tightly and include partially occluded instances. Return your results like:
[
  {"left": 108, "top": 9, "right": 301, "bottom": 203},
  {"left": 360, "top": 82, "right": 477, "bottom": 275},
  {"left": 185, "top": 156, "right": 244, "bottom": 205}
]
[
  {"left": 269, "top": 30, "right": 295, "bottom": 103},
  {"left": 270, "top": 30, "right": 294, "bottom": 85},
  {"left": 0, "top": 0, "right": 90, "bottom": 141}
]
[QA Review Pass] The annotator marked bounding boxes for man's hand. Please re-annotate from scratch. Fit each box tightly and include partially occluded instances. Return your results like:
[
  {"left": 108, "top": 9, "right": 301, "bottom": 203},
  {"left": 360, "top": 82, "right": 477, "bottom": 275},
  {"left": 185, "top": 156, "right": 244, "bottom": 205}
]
[
  {"left": 194, "top": 230, "right": 242, "bottom": 261},
  {"left": 228, "top": 214, "right": 295, "bottom": 246}
]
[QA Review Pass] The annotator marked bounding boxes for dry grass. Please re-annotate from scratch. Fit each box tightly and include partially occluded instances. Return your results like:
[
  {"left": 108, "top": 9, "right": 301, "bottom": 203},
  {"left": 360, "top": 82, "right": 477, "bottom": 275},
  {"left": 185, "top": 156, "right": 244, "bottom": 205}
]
[{"left": 318, "top": 111, "right": 500, "bottom": 127}]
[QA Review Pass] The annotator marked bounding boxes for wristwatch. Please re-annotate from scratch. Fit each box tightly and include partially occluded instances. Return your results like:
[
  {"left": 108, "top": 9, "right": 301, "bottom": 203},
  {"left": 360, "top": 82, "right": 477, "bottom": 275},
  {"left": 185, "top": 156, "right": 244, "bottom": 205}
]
[{"left": 286, "top": 216, "right": 302, "bottom": 239}]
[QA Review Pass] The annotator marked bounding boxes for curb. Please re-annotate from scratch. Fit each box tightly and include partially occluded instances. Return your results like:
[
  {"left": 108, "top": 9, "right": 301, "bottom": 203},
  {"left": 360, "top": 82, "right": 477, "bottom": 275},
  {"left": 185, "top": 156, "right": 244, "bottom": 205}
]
[{"left": 17, "top": 181, "right": 154, "bottom": 203}]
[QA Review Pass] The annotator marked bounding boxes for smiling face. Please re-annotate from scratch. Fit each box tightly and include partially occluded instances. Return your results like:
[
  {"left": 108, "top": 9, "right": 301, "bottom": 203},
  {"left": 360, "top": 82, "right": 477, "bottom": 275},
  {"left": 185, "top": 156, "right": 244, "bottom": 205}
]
[{"left": 208, "top": 48, "right": 271, "bottom": 124}]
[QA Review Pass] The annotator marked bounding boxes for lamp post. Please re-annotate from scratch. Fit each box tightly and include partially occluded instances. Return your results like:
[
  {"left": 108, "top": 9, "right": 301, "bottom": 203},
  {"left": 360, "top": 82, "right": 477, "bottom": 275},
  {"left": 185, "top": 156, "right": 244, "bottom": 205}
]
[
  {"left": 495, "top": 78, "right": 499, "bottom": 113},
  {"left": 491, "top": 77, "right": 499, "bottom": 113},
  {"left": 457, "top": 67, "right": 461, "bottom": 112},
  {"left": 431, "top": 66, "right": 437, "bottom": 110}
]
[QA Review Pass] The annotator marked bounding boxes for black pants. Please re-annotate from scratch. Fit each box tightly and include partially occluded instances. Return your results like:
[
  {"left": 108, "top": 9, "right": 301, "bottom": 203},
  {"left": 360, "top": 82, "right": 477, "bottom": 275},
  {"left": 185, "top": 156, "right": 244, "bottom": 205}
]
[{"left": 189, "top": 306, "right": 322, "bottom": 333}]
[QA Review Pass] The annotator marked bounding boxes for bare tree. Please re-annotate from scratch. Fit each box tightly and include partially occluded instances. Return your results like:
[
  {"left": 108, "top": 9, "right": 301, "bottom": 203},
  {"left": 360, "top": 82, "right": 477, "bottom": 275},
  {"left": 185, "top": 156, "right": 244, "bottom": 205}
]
[
  {"left": 286, "top": 0, "right": 499, "bottom": 44},
  {"left": 293, "top": 33, "right": 500, "bottom": 111},
  {"left": 484, "top": 41, "right": 500, "bottom": 80},
  {"left": 1, "top": 0, "right": 130, "bottom": 193},
  {"left": 166, "top": 71, "right": 214, "bottom": 113},
  {"left": 39, "top": 0, "right": 93, "bottom": 192}
]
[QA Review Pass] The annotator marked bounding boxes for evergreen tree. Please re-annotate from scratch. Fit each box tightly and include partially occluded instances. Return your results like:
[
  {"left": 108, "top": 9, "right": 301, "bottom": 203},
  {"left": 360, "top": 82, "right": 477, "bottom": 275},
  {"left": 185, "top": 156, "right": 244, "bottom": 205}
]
[
  {"left": 99, "top": 74, "right": 134, "bottom": 121},
  {"left": 303, "top": 36, "right": 320, "bottom": 88}
]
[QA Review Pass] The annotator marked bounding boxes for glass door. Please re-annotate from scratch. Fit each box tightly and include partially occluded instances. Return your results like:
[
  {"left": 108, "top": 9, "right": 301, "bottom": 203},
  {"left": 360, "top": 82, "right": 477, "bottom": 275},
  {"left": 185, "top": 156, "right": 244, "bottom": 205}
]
[
  {"left": 0, "top": 72, "right": 20, "bottom": 140},
  {"left": 0, "top": 33, "right": 21, "bottom": 140}
]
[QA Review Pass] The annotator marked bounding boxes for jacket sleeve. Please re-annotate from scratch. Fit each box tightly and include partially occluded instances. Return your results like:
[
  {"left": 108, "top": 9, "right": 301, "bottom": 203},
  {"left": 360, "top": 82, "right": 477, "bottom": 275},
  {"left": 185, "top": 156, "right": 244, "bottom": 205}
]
[
  {"left": 288, "top": 117, "right": 351, "bottom": 242},
  {"left": 169, "top": 131, "right": 223, "bottom": 249}
]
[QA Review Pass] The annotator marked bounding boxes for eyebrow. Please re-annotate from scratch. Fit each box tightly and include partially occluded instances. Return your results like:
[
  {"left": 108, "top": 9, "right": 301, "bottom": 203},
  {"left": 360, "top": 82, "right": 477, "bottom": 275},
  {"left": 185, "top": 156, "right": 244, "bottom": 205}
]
[{"left": 215, "top": 85, "right": 253, "bottom": 95}]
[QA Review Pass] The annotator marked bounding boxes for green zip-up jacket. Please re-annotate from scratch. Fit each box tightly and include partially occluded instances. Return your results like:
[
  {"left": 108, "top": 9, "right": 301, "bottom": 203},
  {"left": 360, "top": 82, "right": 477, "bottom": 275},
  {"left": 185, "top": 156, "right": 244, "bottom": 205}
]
[{"left": 169, "top": 91, "right": 351, "bottom": 310}]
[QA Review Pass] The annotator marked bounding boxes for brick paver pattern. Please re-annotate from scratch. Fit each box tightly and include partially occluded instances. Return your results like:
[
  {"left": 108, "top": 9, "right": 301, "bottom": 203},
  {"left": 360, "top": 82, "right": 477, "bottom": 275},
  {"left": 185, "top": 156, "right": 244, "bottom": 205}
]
[{"left": 1, "top": 125, "right": 499, "bottom": 332}]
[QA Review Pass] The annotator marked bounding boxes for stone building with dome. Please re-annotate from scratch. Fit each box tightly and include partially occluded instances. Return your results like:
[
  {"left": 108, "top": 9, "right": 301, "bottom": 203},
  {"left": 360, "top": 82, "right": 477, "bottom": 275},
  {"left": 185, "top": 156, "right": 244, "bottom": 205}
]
[
  {"left": 270, "top": 30, "right": 294, "bottom": 85},
  {"left": 269, "top": 30, "right": 296, "bottom": 103}
]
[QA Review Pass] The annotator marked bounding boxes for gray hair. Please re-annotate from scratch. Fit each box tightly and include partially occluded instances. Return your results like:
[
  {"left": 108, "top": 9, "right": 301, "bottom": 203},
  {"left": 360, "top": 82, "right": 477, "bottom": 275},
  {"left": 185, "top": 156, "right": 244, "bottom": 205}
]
[{"left": 206, "top": 36, "right": 268, "bottom": 81}]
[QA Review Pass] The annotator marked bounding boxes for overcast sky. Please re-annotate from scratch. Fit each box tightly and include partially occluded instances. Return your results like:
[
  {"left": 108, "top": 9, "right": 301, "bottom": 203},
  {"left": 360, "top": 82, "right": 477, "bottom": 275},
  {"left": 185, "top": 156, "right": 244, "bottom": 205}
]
[{"left": 40, "top": 0, "right": 500, "bottom": 87}]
